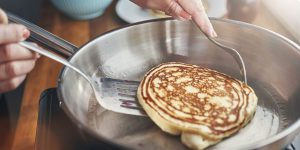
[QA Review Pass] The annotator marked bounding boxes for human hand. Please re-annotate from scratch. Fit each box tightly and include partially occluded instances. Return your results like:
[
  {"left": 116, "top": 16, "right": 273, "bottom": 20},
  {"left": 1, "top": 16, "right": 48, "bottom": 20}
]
[
  {"left": 0, "top": 9, "right": 39, "bottom": 93},
  {"left": 131, "top": 0, "right": 217, "bottom": 37}
]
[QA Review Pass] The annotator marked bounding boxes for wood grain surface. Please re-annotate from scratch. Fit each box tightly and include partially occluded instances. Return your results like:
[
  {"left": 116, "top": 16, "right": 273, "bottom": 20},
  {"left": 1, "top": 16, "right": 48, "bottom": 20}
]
[{"left": 9, "top": 1, "right": 125, "bottom": 150}]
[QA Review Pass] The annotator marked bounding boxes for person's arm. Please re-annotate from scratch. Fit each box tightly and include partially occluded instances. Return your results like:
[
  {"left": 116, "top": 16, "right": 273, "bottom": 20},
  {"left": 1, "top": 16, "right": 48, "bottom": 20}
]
[
  {"left": 0, "top": 9, "right": 39, "bottom": 93},
  {"left": 131, "top": 0, "right": 217, "bottom": 37}
]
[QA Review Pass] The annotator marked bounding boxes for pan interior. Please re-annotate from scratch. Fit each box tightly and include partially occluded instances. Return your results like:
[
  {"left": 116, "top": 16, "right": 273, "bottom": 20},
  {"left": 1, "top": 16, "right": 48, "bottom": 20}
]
[
  {"left": 86, "top": 66, "right": 288, "bottom": 150},
  {"left": 60, "top": 19, "right": 300, "bottom": 149}
]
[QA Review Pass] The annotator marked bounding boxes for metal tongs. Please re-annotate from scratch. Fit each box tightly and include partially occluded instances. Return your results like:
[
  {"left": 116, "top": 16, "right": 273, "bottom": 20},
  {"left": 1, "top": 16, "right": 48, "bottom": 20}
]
[{"left": 193, "top": 21, "right": 248, "bottom": 84}]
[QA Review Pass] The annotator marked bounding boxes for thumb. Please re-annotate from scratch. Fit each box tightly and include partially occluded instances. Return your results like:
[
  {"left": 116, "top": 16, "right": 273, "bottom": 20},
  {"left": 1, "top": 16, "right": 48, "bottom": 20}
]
[{"left": 0, "top": 8, "right": 8, "bottom": 24}]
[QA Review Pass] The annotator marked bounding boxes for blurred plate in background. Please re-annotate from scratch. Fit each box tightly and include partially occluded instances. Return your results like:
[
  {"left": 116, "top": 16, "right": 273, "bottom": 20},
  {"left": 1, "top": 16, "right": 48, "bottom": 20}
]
[{"left": 116, "top": 0, "right": 227, "bottom": 23}]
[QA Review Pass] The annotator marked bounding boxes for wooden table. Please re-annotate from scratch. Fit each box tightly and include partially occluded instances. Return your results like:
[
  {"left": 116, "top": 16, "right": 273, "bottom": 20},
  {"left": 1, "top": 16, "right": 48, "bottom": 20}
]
[
  {"left": 4, "top": 1, "right": 298, "bottom": 150},
  {"left": 7, "top": 1, "right": 126, "bottom": 149}
]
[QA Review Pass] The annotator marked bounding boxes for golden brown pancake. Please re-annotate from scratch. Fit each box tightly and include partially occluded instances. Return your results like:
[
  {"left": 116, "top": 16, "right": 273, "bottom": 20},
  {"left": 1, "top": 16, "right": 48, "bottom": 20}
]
[
  {"left": 148, "top": 10, "right": 169, "bottom": 18},
  {"left": 137, "top": 62, "right": 257, "bottom": 149}
]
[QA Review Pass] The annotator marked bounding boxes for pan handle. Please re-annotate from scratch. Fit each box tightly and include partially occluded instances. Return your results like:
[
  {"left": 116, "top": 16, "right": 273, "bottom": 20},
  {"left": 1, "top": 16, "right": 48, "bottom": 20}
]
[{"left": 6, "top": 11, "right": 78, "bottom": 58}]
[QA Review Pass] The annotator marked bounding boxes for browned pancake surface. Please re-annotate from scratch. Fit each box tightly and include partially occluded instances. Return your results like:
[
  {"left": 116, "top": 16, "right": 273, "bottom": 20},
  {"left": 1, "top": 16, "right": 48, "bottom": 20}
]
[{"left": 139, "top": 62, "right": 256, "bottom": 139}]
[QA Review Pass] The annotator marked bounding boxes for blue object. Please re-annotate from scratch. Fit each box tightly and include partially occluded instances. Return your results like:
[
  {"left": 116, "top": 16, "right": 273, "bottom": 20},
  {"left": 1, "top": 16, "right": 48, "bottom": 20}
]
[{"left": 50, "top": 0, "right": 113, "bottom": 20}]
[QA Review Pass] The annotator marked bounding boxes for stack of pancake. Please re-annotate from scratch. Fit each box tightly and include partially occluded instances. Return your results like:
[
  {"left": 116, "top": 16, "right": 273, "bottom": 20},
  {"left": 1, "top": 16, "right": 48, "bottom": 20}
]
[{"left": 137, "top": 62, "right": 257, "bottom": 149}]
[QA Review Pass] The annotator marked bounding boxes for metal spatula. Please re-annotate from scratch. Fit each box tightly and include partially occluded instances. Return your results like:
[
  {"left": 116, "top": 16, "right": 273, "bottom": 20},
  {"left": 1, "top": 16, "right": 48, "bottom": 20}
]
[
  {"left": 193, "top": 21, "right": 248, "bottom": 84},
  {"left": 20, "top": 41, "right": 146, "bottom": 116},
  {"left": 208, "top": 37, "right": 247, "bottom": 84},
  {"left": 20, "top": 20, "right": 248, "bottom": 117}
]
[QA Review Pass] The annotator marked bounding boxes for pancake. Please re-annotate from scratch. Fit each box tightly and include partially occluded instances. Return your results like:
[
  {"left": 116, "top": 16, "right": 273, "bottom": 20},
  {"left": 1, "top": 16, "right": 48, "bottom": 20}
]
[
  {"left": 137, "top": 62, "right": 257, "bottom": 149},
  {"left": 148, "top": 10, "right": 169, "bottom": 18}
]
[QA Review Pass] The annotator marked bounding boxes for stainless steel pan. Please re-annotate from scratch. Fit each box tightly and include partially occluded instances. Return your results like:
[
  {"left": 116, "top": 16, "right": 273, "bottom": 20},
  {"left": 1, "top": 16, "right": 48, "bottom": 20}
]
[{"left": 9, "top": 14, "right": 300, "bottom": 149}]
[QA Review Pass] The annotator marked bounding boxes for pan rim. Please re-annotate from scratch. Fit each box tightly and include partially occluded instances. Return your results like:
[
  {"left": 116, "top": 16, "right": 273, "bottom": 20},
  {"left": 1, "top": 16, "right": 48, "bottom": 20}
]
[{"left": 57, "top": 17, "right": 300, "bottom": 149}]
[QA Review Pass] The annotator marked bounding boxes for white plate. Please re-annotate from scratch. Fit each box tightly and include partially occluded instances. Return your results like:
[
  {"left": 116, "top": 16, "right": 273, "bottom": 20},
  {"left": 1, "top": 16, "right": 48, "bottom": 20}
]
[{"left": 116, "top": 0, "right": 227, "bottom": 23}]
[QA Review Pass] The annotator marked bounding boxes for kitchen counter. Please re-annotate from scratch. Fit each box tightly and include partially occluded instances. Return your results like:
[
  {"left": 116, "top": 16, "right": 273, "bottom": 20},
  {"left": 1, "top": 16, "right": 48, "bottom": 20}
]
[{"left": 4, "top": 0, "right": 299, "bottom": 149}]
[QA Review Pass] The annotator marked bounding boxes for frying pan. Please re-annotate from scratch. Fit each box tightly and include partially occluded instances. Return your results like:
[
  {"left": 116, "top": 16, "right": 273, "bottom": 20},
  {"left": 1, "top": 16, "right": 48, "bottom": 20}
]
[{"left": 9, "top": 13, "right": 300, "bottom": 149}]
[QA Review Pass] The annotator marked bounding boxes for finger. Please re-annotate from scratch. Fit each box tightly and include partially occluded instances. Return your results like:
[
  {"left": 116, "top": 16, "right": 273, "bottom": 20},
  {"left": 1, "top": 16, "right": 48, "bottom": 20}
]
[
  {"left": 0, "top": 59, "right": 36, "bottom": 80},
  {"left": 165, "top": 1, "right": 191, "bottom": 20},
  {"left": 177, "top": 0, "right": 217, "bottom": 37},
  {"left": 0, "top": 24, "right": 30, "bottom": 44},
  {"left": 0, "top": 75, "right": 26, "bottom": 93},
  {"left": 132, "top": 0, "right": 191, "bottom": 20},
  {"left": 0, "top": 43, "right": 40, "bottom": 62},
  {"left": 28, "top": 42, "right": 41, "bottom": 58},
  {"left": 0, "top": 9, "right": 8, "bottom": 24}
]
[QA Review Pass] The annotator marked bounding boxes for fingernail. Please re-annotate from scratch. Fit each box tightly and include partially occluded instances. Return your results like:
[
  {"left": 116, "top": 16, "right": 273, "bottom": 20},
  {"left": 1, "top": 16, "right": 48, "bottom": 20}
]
[
  {"left": 209, "top": 29, "right": 217, "bottom": 38},
  {"left": 212, "top": 30, "right": 218, "bottom": 37},
  {"left": 22, "top": 28, "right": 30, "bottom": 41},
  {"left": 36, "top": 53, "right": 41, "bottom": 58}
]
